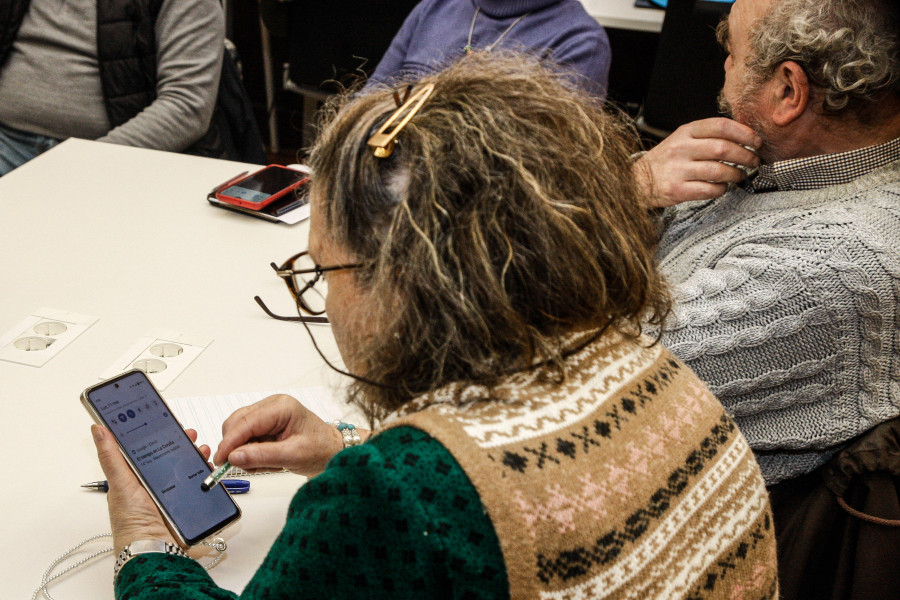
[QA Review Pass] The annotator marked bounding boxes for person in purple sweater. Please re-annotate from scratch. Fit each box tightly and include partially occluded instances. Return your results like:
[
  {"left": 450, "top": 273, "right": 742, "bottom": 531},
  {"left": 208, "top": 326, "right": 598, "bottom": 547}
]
[{"left": 368, "top": 0, "right": 611, "bottom": 97}]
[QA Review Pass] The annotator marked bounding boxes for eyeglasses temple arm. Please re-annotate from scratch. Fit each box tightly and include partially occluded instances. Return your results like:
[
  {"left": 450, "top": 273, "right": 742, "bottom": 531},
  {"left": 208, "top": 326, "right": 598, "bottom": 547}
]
[{"left": 254, "top": 296, "right": 330, "bottom": 324}]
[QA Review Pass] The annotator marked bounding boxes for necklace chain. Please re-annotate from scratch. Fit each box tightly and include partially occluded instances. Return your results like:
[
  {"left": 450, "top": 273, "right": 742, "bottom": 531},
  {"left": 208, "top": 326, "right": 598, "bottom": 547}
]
[{"left": 464, "top": 7, "right": 531, "bottom": 54}]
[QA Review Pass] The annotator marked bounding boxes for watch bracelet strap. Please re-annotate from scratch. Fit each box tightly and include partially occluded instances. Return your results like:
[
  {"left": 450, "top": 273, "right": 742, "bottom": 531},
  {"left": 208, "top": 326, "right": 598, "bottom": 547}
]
[{"left": 114, "top": 541, "right": 189, "bottom": 579}]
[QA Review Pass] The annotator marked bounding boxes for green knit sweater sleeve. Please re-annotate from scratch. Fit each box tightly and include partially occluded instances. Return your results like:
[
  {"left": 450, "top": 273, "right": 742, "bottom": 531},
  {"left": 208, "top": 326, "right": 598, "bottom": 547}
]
[{"left": 114, "top": 427, "right": 508, "bottom": 600}]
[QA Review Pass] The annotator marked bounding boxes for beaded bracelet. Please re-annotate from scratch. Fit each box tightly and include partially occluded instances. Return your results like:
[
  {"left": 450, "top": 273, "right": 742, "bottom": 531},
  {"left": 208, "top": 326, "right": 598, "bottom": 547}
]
[{"left": 329, "top": 421, "right": 362, "bottom": 447}]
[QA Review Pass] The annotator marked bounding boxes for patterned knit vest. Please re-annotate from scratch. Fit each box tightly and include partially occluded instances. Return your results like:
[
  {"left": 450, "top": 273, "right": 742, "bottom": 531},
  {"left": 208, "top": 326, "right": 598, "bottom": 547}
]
[{"left": 382, "top": 330, "right": 778, "bottom": 599}]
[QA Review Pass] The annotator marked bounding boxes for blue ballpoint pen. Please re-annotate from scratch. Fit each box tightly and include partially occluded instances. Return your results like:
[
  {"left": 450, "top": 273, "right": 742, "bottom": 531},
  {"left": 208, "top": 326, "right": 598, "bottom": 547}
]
[
  {"left": 220, "top": 479, "right": 251, "bottom": 494},
  {"left": 81, "top": 480, "right": 109, "bottom": 492},
  {"left": 81, "top": 478, "right": 250, "bottom": 494}
]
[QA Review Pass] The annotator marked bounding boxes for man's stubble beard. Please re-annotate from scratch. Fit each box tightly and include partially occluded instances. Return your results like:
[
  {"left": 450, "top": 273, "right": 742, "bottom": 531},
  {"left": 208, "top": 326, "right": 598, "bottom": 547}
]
[{"left": 717, "top": 87, "right": 784, "bottom": 163}]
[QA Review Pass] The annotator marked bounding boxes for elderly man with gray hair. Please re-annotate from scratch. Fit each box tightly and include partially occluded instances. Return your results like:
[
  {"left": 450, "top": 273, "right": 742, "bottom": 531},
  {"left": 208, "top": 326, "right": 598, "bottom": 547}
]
[{"left": 635, "top": 0, "right": 900, "bottom": 595}]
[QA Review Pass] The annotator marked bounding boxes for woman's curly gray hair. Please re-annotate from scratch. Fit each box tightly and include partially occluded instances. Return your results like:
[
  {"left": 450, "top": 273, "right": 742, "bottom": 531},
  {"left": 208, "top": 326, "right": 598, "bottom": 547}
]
[
  {"left": 309, "top": 52, "right": 669, "bottom": 422},
  {"left": 746, "top": 0, "right": 899, "bottom": 119}
]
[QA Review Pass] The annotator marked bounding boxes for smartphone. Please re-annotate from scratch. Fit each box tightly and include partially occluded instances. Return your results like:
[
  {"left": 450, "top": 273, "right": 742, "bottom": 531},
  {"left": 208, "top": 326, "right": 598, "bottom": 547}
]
[
  {"left": 215, "top": 165, "right": 309, "bottom": 210},
  {"left": 81, "top": 370, "right": 241, "bottom": 546}
]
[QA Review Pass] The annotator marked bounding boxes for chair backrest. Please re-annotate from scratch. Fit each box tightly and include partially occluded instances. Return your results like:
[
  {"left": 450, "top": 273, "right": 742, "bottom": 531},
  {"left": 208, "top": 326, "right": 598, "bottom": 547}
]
[
  {"left": 287, "top": 0, "right": 420, "bottom": 92},
  {"left": 639, "top": 0, "right": 732, "bottom": 137}
]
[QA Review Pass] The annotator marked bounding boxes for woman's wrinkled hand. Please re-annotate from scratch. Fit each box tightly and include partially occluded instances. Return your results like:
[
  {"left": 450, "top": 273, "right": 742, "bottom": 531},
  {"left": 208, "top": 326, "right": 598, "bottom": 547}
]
[
  {"left": 213, "top": 394, "right": 365, "bottom": 478},
  {"left": 91, "top": 425, "right": 210, "bottom": 552}
]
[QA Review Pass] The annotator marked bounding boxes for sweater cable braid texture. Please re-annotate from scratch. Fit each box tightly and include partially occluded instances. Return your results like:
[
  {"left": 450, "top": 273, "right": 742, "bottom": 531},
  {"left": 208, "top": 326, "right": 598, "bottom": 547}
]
[{"left": 655, "top": 161, "right": 900, "bottom": 484}]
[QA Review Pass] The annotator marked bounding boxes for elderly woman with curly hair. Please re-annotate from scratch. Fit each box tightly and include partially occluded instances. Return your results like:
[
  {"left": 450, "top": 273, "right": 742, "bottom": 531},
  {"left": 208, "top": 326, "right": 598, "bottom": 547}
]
[{"left": 91, "top": 52, "right": 778, "bottom": 600}]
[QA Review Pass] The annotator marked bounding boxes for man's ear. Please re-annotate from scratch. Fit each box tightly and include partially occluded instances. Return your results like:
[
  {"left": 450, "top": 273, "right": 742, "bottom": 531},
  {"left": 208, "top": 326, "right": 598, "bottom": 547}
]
[{"left": 769, "top": 61, "right": 809, "bottom": 126}]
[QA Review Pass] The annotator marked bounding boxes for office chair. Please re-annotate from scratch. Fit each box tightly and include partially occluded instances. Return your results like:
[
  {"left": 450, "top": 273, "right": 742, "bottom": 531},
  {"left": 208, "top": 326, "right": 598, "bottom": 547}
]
[
  {"left": 257, "top": 0, "right": 417, "bottom": 152},
  {"left": 286, "top": 0, "right": 416, "bottom": 93},
  {"left": 282, "top": 0, "right": 418, "bottom": 148},
  {"left": 637, "top": 0, "right": 733, "bottom": 139}
]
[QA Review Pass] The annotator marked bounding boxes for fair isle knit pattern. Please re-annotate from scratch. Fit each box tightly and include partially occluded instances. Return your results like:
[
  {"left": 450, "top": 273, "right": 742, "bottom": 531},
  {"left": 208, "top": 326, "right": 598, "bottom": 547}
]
[
  {"left": 382, "top": 330, "right": 778, "bottom": 599},
  {"left": 655, "top": 160, "right": 900, "bottom": 484}
]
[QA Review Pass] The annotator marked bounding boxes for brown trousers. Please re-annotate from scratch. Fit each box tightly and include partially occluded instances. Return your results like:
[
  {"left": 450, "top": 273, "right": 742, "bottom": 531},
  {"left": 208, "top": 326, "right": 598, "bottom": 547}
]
[{"left": 768, "top": 417, "right": 900, "bottom": 600}]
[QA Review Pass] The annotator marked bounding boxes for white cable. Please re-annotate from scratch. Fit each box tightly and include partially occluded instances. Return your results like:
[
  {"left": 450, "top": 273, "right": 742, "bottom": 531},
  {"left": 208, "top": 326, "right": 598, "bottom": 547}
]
[
  {"left": 31, "top": 534, "right": 228, "bottom": 600},
  {"left": 31, "top": 533, "right": 113, "bottom": 600}
]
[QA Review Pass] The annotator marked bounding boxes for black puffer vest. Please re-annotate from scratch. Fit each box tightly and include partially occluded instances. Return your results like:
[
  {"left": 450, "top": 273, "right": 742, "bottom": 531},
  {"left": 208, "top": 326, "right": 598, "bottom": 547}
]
[
  {"left": 0, "top": 0, "right": 29, "bottom": 67},
  {"left": 96, "top": 0, "right": 164, "bottom": 129}
]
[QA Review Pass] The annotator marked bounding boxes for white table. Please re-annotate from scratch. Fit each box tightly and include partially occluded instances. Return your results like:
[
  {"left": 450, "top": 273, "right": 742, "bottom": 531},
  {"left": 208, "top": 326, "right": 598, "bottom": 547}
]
[
  {"left": 580, "top": 0, "right": 664, "bottom": 33},
  {"left": 0, "top": 139, "right": 355, "bottom": 599}
]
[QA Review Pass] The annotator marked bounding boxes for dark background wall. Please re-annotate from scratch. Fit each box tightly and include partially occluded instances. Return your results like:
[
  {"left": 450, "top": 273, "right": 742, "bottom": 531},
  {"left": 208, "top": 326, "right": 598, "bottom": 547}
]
[{"left": 227, "top": 1, "right": 661, "bottom": 164}]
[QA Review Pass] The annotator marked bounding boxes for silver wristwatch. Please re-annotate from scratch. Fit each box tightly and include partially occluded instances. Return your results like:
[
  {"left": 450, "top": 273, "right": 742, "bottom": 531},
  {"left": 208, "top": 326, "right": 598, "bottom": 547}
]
[{"left": 114, "top": 539, "right": 188, "bottom": 578}]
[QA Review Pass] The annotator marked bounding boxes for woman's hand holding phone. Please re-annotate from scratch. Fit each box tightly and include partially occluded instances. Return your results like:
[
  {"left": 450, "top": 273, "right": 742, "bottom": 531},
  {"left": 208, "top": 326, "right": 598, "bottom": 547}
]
[
  {"left": 92, "top": 426, "right": 210, "bottom": 553},
  {"left": 83, "top": 371, "right": 241, "bottom": 547}
]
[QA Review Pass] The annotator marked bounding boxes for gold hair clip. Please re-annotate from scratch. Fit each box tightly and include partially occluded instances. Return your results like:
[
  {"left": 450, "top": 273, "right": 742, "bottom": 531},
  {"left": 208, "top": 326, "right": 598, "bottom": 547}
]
[{"left": 367, "top": 83, "right": 435, "bottom": 158}]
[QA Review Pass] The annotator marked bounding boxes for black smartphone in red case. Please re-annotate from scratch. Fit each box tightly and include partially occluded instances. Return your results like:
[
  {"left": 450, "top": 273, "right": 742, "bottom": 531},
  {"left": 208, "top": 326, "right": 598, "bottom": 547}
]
[{"left": 215, "top": 164, "right": 309, "bottom": 210}]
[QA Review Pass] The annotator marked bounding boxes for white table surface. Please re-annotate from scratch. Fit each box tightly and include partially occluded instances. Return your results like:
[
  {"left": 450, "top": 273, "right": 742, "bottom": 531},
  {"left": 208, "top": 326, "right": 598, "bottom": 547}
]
[
  {"left": 579, "top": 0, "right": 664, "bottom": 33},
  {"left": 0, "top": 139, "right": 357, "bottom": 599}
]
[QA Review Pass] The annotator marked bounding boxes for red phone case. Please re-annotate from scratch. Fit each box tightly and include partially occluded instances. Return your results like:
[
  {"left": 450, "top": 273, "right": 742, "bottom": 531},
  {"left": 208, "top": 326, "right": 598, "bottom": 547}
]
[{"left": 214, "top": 165, "right": 309, "bottom": 210}]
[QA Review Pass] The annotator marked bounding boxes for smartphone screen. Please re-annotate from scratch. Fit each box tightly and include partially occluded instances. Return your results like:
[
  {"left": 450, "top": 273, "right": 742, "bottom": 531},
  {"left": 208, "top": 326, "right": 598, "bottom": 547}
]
[
  {"left": 82, "top": 371, "right": 240, "bottom": 545},
  {"left": 218, "top": 166, "right": 308, "bottom": 208}
]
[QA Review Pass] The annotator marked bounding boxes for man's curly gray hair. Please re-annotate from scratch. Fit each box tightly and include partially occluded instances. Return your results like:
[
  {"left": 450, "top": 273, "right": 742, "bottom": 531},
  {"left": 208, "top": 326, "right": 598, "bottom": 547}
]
[{"left": 746, "top": 0, "right": 899, "bottom": 118}]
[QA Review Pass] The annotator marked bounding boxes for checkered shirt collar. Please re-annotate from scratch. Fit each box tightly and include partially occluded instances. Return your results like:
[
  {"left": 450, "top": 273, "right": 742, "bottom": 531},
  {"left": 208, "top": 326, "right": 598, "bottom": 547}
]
[{"left": 746, "top": 137, "right": 900, "bottom": 192}]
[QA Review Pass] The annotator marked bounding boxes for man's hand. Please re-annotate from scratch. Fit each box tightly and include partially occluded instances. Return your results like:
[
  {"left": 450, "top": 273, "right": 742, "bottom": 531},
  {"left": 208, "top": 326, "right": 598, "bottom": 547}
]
[
  {"left": 213, "top": 395, "right": 365, "bottom": 477},
  {"left": 635, "top": 118, "right": 762, "bottom": 208}
]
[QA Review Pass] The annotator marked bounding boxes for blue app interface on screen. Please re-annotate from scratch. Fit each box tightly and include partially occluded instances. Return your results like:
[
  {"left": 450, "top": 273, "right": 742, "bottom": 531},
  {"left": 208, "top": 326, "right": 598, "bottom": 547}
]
[
  {"left": 220, "top": 185, "right": 271, "bottom": 203},
  {"left": 88, "top": 372, "right": 238, "bottom": 542}
]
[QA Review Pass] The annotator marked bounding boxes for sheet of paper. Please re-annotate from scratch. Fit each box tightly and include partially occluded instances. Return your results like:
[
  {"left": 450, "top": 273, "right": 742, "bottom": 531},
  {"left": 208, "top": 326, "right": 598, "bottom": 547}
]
[{"left": 167, "top": 386, "right": 345, "bottom": 452}]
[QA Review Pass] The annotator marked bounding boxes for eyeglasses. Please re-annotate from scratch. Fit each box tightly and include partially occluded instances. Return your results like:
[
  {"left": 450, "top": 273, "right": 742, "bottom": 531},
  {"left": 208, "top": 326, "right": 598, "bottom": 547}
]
[{"left": 254, "top": 251, "right": 361, "bottom": 323}]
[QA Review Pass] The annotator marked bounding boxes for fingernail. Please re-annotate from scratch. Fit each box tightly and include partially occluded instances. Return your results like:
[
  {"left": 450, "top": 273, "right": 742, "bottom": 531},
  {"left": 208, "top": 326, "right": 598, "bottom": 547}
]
[{"left": 91, "top": 425, "right": 104, "bottom": 442}]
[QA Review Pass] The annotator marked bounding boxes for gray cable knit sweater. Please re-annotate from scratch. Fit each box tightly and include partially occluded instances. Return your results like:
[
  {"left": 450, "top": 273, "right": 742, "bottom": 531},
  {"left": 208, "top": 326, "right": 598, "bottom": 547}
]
[{"left": 655, "top": 160, "right": 900, "bottom": 484}]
